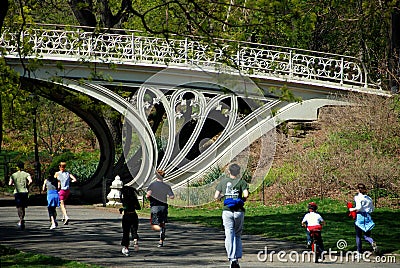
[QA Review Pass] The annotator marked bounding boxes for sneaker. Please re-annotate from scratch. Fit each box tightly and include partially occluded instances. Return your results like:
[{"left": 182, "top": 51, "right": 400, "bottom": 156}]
[
  {"left": 50, "top": 223, "right": 56, "bottom": 230},
  {"left": 157, "top": 242, "right": 163, "bottom": 248},
  {"left": 354, "top": 252, "right": 362, "bottom": 261},
  {"left": 230, "top": 260, "right": 240, "bottom": 268},
  {"left": 306, "top": 241, "right": 311, "bottom": 249},
  {"left": 372, "top": 242, "right": 378, "bottom": 253},
  {"left": 17, "top": 220, "right": 25, "bottom": 230},
  {"left": 121, "top": 247, "right": 130, "bottom": 256},
  {"left": 133, "top": 240, "right": 139, "bottom": 251},
  {"left": 64, "top": 217, "right": 70, "bottom": 225}
]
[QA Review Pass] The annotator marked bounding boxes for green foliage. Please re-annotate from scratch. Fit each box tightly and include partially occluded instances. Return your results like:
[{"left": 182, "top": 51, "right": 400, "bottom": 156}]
[
  {"left": 189, "top": 166, "right": 223, "bottom": 187},
  {"left": 46, "top": 151, "right": 99, "bottom": 183},
  {"left": 68, "top": 157, "right": 99, "bottom": 183}
]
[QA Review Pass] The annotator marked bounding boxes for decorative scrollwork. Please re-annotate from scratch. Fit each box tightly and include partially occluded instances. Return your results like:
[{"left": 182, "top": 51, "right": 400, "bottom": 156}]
[{"left": 0, "top": 24, "right": 381, "bottom": 90}]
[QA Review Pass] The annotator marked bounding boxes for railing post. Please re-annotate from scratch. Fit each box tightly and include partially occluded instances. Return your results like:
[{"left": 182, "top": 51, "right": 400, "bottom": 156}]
[
  {"left": 33, "top": 30, "right": 38, "bottom": 55},
  {"left": 340, "top": 57, "right": 344, "bottom": 85},
  {"left": 139, "top": 37, "right": 143, "bottom": 61},
  {"left": 185, "top": 38, "right": 188, "bottom": 64},
  {"left": 289, "top": 50, "right": 293, "bottom": 78},
  {"left": 236, "top": 43, "right": 240, "bottom": 70},
  {"left": 132, "top": 33, "right": 135, "bottom": 60}
]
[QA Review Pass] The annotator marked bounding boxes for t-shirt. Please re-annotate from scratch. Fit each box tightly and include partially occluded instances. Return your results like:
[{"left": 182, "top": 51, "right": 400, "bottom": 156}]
[
  {"left": 302, "top": 211, "right": 324, "bottom": 229},
  {"left": 46, "top": 178, "right": 58, "bottom": 191},
  {"left": 354, "top": 193, "right": 374, "bottom": 213},
  {"left": 147, "top": 180, "right": 174, "bottom": 206},
  {"left": 216, "top": 176, "right": 248, "bottom": 212},
  {"left": 10, "top": 171, "right": 31, "bottom": 194},
  {"left": 56, "top": 171, "right": 71, "bottom": 190}
]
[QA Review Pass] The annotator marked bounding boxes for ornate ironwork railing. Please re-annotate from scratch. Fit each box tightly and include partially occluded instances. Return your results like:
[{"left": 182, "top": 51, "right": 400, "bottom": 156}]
[{"left": 1, "top": 24, "right": 380, "bottom": 90}]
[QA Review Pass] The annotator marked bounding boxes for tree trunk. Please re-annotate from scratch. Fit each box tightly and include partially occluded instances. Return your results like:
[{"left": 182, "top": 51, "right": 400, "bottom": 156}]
[{"left": 390, "top": 9, "right": 400, "bottom": 93}]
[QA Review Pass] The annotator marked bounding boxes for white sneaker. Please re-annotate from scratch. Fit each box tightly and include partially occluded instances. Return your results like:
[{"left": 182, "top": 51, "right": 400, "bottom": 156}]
[
  {"left": 372, "top": 242, "right": 378, "bottom": 253},
  {"left": 121, "top": 247, "right": 129, "bottom": 256},
  {"left": 50, "top": 223, "right": 57, "bottom": 230},
  {"left": 133, "top": 240, "right": 139, "bottom": 251},
  {"left": 354, "top": 252, "right": 362, "bottom": 261}
]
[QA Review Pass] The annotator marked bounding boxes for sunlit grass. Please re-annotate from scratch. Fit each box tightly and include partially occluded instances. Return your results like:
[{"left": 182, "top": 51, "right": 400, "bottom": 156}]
[
  {"left": 167, "top": 198, "right": 400, "bottom": 255},
  {"left": 0, "top": 245, "right": 103, "bottom": 268}
]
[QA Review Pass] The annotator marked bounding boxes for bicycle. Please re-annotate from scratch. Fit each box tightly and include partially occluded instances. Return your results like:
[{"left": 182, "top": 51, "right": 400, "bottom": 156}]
[{"left": 309, "top": 228, "right": 324, "bottom": 263}]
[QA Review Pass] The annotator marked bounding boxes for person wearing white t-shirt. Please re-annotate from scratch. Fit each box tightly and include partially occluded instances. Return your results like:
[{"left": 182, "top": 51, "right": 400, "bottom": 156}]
[
  {"left": 348, "top": 183, "right": 377, "bottom": 254},
  {"left": 301, "top": 202, "right": 325, "bottom": 252}
]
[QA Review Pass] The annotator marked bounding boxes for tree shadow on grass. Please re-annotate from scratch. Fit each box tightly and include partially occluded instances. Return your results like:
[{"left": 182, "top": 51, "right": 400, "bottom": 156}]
[{"left": 244, "top": 210, "right": 400, "bottom": 254}]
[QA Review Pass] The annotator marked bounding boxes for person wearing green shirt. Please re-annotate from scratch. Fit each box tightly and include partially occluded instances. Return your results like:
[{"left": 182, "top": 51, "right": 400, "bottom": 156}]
[
  {"left": 214, "top": 163, "right": 249, "bottom": 268},
  {"left": 9, "top": 161, "right": 32, "bottom": 230}
]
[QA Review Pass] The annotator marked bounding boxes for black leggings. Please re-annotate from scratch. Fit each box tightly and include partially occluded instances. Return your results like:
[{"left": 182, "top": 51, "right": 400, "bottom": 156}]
[
  {"left": 48, "top": 206, "right": 57, "bottom": 218},
  {"left": 121, "top": 213, "right": 139, "bottom": 247}
]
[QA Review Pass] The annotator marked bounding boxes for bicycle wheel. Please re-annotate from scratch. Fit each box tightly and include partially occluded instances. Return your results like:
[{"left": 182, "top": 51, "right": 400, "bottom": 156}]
[{"left": 313, "top": 240, "right": 318, "bottom": 263}]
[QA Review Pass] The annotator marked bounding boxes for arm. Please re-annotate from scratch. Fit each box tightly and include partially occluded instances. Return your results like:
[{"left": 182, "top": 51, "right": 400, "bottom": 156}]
[
  {"left": 8, "top": 176, "right": 13, "bottom": 186},
  {"left": 69, "top": 173, "right": 77, "bottom": 183},
  {"left": 168, "top": 187, "right": 175, "bottom": 199},
  {"left": 349, "top": 198, "right": 361, "bottom": 212},
  {"left": 145, "top": 190, "right": 152, "bottom": 199},
  {"left": 242, "top": 189, "right": 249, "bottom": 201},
  {"left": 214, "top": 190, "right": 222, "bottom": 200},
  {"left": 42, "top": 179, "right": 47, "bottom": 192},
  {"left": 27, "top": 175, "right": 32, "bottom": 186}
]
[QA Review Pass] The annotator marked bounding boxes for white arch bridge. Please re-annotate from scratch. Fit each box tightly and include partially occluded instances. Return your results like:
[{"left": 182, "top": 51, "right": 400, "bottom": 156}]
[{"left": 0, "top": 24, "right": 390, "bottom": 204}]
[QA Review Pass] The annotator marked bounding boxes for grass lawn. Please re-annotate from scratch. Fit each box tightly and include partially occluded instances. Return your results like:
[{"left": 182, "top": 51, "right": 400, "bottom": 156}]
[
  {"left": 167, "top": 198, "right": 400, "bottom": 255},
  {"left": 0, "top": 245, "right": 102, "bottom": 268}
]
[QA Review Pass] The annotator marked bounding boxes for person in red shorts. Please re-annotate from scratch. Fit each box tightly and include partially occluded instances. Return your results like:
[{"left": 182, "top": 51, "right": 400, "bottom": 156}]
[{"left": 54, "top": 162, "right": 77, "bottom": 225}]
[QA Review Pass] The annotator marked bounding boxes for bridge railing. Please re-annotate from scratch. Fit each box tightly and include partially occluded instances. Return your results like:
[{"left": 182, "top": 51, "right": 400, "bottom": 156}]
[{"left": 0, "top": 24, "right": 380, "bottom": 90}]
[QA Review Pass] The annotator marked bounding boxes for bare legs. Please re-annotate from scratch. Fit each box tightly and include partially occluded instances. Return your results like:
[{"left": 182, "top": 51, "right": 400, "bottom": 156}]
[{"left": 60, "top": 200, "right": 69, "bottom": 224}]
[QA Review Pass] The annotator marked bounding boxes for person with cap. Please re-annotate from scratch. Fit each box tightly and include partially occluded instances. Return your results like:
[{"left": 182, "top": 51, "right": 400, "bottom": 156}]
[
  {"left": 9, "top": 161, "right": 32, "bottom": 230},
  {"left": 146, "top": 169, "right": 174, "bottom": 247},
  {"left": 301, "top": 201, "right": 325, "bottom": 261}
]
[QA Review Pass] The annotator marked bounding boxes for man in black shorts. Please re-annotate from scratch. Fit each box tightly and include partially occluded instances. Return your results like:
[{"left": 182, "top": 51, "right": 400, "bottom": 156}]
[{"left": 146, "top": 170, "right": 174, "bottom": 247}]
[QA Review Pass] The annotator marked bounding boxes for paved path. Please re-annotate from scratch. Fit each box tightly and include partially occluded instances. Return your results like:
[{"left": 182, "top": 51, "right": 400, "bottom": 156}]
[{"left": 0, "top": 200, "right": 398, "bottom": 268}]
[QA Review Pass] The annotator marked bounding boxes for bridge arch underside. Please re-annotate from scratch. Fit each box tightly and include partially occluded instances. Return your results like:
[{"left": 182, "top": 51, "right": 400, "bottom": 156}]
[
  {"left": 13, "top": 61, "right": 360, "bottom": 203},
  {"left": 21, "top": 78, "right": 120, "bottom": 201}
]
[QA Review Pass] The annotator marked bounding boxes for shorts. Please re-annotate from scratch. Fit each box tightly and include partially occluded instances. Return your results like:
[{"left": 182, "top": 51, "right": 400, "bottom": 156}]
[
  {"left": 150, "top": 205, "right": 168, "bottom": 225},
  {"left": 58, "top": 189, "right": 70, "bottom": 201},
  {"left": 47, "top": 190, "right": 60, "bottom": 207},
  {"left": 14, "top": 193, "right": 29, "bottom": 208}
]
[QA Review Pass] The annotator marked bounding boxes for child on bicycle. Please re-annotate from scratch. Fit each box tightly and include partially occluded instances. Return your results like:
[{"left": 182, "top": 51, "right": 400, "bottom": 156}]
[{"left": 301, "top": 202, "right": 325, "bottom": 254}]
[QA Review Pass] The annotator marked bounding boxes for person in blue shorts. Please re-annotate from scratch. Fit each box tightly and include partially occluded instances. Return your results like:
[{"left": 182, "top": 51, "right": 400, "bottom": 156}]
[{"left": 42, "top": 168, "right": 60, "bottom": 229}]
